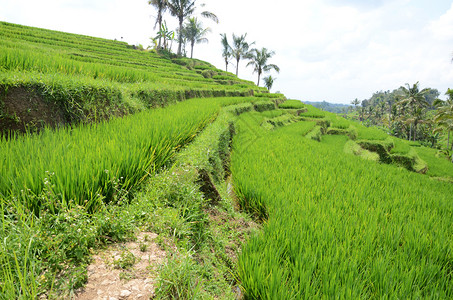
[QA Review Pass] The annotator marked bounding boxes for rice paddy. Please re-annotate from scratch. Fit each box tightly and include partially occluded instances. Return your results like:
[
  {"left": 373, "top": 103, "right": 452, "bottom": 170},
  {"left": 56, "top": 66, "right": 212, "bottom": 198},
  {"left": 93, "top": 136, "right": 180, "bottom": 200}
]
[
  {"left": 232, "top": 108, "right": 453, "bottom": 298},
  {"left": 1, "top": 20, "right": 452, "bottom": 299}
]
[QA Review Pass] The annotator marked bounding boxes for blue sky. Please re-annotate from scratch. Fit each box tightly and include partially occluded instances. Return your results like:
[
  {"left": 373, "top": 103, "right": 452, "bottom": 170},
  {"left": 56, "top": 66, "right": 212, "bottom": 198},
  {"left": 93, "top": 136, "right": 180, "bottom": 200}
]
[{"left": 1, "top": 0, "right": 453, "bottom": 104}]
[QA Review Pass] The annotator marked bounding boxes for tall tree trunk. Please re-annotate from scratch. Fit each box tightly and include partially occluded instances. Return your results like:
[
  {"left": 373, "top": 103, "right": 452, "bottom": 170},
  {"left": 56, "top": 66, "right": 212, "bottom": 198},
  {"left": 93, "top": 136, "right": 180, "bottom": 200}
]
[
  {"left": 413, "top": 122, "right": 417, "bottom": 141},
  {"left": 257, "top": 72, "right": 261, "bottom": 86},
  {"left": 236, "top": 57, "right": 239, "bottom": 76},
  {"left": 409, "top": 123, "right": 412, "bottom": 141},
  {"left": 157, "top": 18, "right": 162, "bottom": 49},
  {"left": 451, "top": 140, "right": 453, "bottom": 163},
  {"left": 447, "top": 129, "right": 450, "bottom": 149},
  {"left": 224, "top": 59, "right": 228, "bottom": 72},
  {"left": 177, "top": 16, "right": 183, "bottom": 55},
  {"left": 190, "top": 41, "right": 194, "bottom": 58}
]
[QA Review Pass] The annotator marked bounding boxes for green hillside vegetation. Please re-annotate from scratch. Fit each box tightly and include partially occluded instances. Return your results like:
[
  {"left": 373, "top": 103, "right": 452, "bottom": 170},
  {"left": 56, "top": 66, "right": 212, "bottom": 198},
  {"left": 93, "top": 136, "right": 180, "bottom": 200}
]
[
  {"left": 232, "top": 105, "right": 453, "bottom": 298},
  {"left": 1, "top": 93, "right": 283, "bottom": 297},
  {"left": 1, "top": 20, "right": 452, "bottom": 299},
  {"left": 0, "top": 21, "right": 268, "bottom": 134},
  {"left": 347, "top": 84, "right": 453, "bottom": 162}
]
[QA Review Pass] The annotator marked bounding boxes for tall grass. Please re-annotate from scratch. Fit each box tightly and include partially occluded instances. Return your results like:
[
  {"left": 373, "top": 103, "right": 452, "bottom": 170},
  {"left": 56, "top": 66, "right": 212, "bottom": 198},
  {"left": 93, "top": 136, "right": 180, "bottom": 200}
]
[
  {"left": 232, "top": 111, "right": 453, "bottom": 298},
  {"left": 0, "top": 97, "right": 255, "bottom": 213},
  {"left": 278, "top": 99, "right": 305, "bottom": 109},
  {"left": 0, "top": 21, "right": 258, "bottom": 89}
]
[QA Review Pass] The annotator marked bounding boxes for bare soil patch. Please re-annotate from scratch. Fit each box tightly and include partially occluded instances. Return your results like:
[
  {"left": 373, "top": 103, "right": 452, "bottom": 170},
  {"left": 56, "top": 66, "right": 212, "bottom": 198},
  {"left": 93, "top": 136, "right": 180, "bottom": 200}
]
[{"left": 74, "top": 232, "right": 166, "bottom": 300}]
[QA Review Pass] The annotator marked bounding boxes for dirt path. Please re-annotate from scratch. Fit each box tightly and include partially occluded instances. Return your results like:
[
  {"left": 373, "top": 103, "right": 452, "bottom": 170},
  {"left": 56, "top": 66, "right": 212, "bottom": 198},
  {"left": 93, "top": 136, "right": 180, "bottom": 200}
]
[{"left": 74, "top": 232, "right": 166, "bottom": 300}]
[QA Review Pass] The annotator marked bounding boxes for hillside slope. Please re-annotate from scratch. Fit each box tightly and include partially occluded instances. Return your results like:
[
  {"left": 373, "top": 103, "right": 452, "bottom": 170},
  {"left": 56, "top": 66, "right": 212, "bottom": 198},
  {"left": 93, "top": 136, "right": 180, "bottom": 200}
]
[{"left": 0, "top": 21, "right": 269, "bottom": 134}]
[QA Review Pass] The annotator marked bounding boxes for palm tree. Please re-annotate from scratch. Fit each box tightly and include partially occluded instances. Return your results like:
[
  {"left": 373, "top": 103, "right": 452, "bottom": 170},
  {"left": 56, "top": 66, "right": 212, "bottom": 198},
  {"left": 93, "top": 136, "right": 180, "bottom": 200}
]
[
  {"left": 246, "top": 47, "right": 280, "bottom": 86},
  {"left": 182, "top": 17, "right": 210, "bottom": 58},
  {"left": 396, "top": 82, "right": 430, "bottom": 141},
  {"left": 359, "top": 106, "right": 366, "bottom": 122},
  {"left": 220, "top": 33, "right": 231, "bottom": 72},
  {"left": 148, "top": 0, "right": 168, "bottom": 49},
  {"left": 263, "top": 75, "right": 275, "bottom": 91},
  {"left": 167, "top": 0, "right": 218, "bottom": 56},
  {"left": 230, "top": 33, "right": 254, "bottom": 77},
  {"left": 351, "top": 98, "right": 360, "bottom": 110},
  {"left": 433, "top": 97, "right": 453, "bottom": 162}
]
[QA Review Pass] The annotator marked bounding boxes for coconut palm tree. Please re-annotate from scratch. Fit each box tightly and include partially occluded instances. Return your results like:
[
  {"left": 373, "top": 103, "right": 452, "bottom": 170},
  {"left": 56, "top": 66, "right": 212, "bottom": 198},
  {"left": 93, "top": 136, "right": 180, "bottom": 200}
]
[
  {"left": 433, "top": 96, "right": 453, "bottom": 162},
  {"left": 148, "top": 0, "right": 168, "bottom": 49},
  {"left": 182, "top": 17, "right": 210, "bottom": 58},
  {"left": 220, "top": 33, "right": 231, "bottom": 72},
  {"left": 230, "top": 33, "right": 254, "bottom": 77},
  {"left": 246, "top": 47, "right": 280, "bottom": 86},
  {"left": 263, "top": 75, "right": 275, "bottom": 91},
  {"left": 351, "top": 98, "right": 360, "bottom": 111},
  {"left": 396, "top": 82, "right": 430, "bottom": 140},
  {"left": 167, "top": 0, "right": 218, "bottom": 56}
]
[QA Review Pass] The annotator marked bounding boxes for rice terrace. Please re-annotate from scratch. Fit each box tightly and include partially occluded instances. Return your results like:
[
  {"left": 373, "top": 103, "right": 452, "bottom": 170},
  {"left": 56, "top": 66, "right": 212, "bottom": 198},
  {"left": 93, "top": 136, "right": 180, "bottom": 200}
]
[{"left": 1, "top": 0, "right": 453, "bottom": 299}]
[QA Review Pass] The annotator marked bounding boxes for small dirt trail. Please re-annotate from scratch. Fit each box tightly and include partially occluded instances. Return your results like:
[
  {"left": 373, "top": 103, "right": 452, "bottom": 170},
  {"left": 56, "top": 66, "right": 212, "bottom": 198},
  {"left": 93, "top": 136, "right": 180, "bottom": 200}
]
[{"left": 74, "top": 232, "right": 166, "bottom": 300}]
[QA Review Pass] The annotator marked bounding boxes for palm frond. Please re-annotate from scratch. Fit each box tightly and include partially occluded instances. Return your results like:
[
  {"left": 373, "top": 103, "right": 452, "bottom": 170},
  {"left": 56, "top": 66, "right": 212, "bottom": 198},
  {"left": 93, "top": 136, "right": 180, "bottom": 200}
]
[{"left": 201, "top": 11, "right": 219, "bottom": 23}]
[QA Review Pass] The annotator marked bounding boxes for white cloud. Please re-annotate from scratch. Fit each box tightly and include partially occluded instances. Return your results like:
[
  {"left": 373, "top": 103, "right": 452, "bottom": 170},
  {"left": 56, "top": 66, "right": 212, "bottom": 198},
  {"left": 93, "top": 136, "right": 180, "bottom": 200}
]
[{"left": 428, "top": 2, "right": 453, "bottom": 42}]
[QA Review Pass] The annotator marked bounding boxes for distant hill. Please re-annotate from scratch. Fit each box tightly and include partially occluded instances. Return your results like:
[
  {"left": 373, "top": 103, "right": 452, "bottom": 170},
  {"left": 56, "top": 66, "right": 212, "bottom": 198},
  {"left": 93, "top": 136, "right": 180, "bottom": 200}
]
[{"left": 303, "top": 101, "right": 351, "bottom": 113}]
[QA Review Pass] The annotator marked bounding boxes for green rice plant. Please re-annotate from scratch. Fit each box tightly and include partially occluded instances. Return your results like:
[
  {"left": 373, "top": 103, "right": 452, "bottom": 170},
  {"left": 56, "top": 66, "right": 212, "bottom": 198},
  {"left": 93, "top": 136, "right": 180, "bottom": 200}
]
[
  {"left": 0, "top": 20, "right": 264, "bottom": 129},
  {"left": 414, "top": 146, "right": 453, "bottom": 179},
  {"left": 390, "top": 138, "right": 412, "bottom": 154},
  {"left": 305, "top": 126, "right": 323, "bottom": 141},
  {"left": 254, "top": 100, "right": 276, "bottom": 112},
  {"left": 259, "top": 110, "right": 285, "bottom": 118},
  {"left": 225, "top": 103, "right": 253, "bottom": 116},
  {"left": 356, "top": 124, "right": 389, "bottom": 140},
  {"left": 0, "top": 97, "right": 256, "bottom": 213},
  {"left": 261, "top": 113, "right": 298, "bottom": 130},
  {"left": 389, "top": 148, "right": 428, "bottom": 173},
  {"left": 231, "top": 111, "right": 453, "bottom": 298},
  {"left": 329, "top": 116, "right": 351, "bottom": 129},
  {"left": 279, "top": 99, "right": 305, "bottom": 109},
  {"left": 299, "top": 104, "right": 326, "bottom": 118},
  {"left": 344, "top": 140, "right": 380, "bottom": 161},
  {"left": 0, "top": 97, "right": 258, "bottom": 297}
]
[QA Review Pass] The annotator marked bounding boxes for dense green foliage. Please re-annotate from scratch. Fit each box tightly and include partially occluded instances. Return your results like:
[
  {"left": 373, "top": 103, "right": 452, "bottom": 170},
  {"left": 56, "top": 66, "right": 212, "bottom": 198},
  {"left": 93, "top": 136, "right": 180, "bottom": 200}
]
[
  {"left": 0, "top": 22, "right": 242, "bottom": 87},
  {"left": 348, "top": 83, "right": 453, "bottom": 154},
  {"left": 0, "top": 96, "right": 265, "bottom": 297},
  {"left": 0, "top": 97, "right": 258, "bottom": 213},
  {"left": 231, "top": 106, "right": 453, "bottom": 298},
  {"left": 0, "top": 21, "right": 267, "bottom": 133},
  {"left": 278, "top": 99, "right": 305, "bottom": 109},
  {"left": 2, "top": 19, "right": 452, "bottom": 299}
]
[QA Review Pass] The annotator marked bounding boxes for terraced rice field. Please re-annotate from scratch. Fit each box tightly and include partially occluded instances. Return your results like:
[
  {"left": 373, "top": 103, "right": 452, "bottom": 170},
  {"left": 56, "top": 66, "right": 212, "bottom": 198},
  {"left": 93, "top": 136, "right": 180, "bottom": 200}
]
[{"left": 232, "top": 107, "right": 453, "bottom": 298}]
